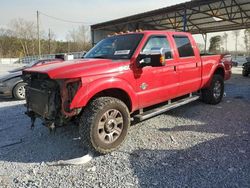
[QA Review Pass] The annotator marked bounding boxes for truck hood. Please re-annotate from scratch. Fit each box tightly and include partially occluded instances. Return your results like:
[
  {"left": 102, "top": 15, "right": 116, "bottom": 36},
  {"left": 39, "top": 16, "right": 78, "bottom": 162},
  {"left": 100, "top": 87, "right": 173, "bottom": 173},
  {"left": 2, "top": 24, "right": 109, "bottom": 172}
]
[{"left": 23, "top": 59, "right": 130, "bottom": 79}]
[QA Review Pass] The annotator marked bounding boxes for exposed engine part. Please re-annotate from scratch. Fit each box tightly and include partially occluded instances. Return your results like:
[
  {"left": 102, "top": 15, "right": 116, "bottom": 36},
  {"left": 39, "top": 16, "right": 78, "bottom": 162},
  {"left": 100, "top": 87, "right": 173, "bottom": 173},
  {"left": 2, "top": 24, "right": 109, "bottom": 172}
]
[
  {"left": 60, "top": 79, "right": 81, "bottom": 117},
  {"left": 30, "top": 116, "right": 36, "bottom": 130},
  {"left": 25, "top": 111, "right": 36, "bottom": 130}
]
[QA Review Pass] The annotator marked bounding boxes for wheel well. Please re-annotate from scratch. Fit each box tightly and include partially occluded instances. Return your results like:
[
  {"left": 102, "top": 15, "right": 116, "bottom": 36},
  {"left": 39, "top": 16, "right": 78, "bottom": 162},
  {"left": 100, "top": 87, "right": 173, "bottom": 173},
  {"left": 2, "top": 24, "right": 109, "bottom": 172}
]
[
  {"left": 214, "top": 67, "right": 225, "bottom": 78},
  {"left": 90, "top": 88, "right": 132, "bottom": 112},
  {"left": 12, "top": 81, "right": 24, "bottom": 95}
]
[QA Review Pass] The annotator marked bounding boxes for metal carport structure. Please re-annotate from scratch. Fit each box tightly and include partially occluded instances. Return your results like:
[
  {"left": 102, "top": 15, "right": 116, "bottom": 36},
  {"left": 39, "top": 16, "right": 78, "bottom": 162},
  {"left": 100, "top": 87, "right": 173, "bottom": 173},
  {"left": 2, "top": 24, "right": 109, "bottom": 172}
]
[{"left": 91, "top": 0, "right": 250, "bottom": 46}]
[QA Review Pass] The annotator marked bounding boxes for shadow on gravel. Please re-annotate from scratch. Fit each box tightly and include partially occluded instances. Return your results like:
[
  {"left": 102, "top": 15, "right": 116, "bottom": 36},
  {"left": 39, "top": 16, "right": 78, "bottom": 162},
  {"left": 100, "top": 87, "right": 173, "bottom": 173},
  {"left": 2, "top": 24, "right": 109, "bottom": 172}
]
[
  {"left": 130, "top": 108, "right": 250, "bottom": 187},
  {"left": 130, "top": 77, "right": 250, "bottom": 187},
  {"left": 0, "top": 97, "right": 18, "bottom": 102},
  {"left": 0, "top": 104, "right": 87, "bottom": 164},
  {"left": 130, "top": 131, "right": 249, "bottom": 187}
]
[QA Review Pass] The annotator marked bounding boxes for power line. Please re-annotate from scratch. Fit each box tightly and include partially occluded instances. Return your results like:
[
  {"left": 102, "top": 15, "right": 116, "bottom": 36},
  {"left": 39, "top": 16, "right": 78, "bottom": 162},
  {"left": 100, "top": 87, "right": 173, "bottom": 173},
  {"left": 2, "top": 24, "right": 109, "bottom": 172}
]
[{"left": 38, "top": 11, "right": 94, "bottom": 25}]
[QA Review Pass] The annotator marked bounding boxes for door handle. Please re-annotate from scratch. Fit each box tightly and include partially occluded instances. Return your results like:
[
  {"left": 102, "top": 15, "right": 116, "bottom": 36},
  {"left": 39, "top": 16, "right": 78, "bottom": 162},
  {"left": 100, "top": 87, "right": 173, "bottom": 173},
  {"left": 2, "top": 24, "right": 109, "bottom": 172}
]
[
  {"left": 196, "top": 62, "right": 198, "bottom": 67},
  {"left": 174, "top": 66, "right": 177, "bottom": 71}
]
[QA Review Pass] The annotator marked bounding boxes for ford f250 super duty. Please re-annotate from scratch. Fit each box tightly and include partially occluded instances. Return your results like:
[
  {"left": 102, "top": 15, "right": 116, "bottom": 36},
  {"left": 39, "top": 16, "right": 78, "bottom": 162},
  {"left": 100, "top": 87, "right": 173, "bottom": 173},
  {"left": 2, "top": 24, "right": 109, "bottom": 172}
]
[{"left": 23, "top": 31, "right": 232, "bottom": 154}]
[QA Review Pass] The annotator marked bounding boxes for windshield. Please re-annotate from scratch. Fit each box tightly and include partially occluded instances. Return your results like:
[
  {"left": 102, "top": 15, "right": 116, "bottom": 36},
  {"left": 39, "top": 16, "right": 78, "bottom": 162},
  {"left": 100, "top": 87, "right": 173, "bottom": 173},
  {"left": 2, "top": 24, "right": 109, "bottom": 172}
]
[
  {"left": 85, "top": 34, "right": 143, "bottom": 60},
  {"left": 29, "top": 60, "right": 40, "bottom": 66}
]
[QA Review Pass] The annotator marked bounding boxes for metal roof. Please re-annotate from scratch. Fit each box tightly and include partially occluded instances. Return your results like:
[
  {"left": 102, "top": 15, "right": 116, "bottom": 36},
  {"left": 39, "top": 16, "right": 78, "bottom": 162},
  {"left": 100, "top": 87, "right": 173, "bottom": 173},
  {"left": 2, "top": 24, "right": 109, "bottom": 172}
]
[{"left": 91, "top": 0, "right": 250, "bottom": 34}]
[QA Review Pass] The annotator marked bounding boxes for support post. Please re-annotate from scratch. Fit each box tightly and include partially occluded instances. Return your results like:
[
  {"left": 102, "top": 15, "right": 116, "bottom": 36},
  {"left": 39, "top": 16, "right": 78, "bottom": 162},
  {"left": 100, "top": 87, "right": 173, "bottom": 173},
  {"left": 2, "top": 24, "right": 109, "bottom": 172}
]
[
  {"left": 91, "top": 30, "right": 95, "bottom": 47},
  {"left": 37, "top": 11, "right": 41, "bottom": 57},
  {"left": 204, "top": 33, "right": 207, "bottom": 53},
  {"left": 183, "top": 8, "right": 187, "bottom": 32},
  {"left": 48, "top": 28, "right": 51, "bottom": 54}
]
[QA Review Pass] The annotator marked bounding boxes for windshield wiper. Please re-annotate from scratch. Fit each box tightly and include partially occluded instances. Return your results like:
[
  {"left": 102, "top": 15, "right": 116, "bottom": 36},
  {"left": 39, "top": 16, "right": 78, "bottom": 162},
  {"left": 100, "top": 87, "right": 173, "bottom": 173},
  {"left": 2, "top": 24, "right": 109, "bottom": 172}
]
[{"left": 92, "top": 55, "right": 109, "bottom": 59}]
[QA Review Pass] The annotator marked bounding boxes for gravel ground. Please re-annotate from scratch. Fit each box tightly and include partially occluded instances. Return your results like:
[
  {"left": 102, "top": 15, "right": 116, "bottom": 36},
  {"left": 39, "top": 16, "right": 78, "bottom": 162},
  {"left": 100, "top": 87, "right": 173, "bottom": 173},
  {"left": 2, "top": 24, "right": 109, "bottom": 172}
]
[{"left": 0, "top": 67, "right": 249, "bottom": 188}]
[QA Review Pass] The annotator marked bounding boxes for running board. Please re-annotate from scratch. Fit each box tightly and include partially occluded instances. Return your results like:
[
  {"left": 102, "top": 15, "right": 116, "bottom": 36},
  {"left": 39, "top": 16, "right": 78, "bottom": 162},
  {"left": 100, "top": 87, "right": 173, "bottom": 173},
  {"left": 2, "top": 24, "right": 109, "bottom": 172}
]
[{"left": 134, "top": 95, "right": 200, "bottom": 121}]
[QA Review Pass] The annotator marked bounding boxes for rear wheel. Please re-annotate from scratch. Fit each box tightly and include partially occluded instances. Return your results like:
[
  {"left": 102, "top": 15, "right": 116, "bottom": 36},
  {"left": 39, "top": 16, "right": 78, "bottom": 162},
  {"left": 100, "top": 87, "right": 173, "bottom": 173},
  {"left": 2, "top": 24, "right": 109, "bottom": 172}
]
[
  {"left": 202, "top": 75, "right": 224, "bottom": 105},
  {"left": 79, "top": 97, "right": 130, "bottom": 154},
  {"left": 13, "top": 82, "right": 26, "bottom": 100}
]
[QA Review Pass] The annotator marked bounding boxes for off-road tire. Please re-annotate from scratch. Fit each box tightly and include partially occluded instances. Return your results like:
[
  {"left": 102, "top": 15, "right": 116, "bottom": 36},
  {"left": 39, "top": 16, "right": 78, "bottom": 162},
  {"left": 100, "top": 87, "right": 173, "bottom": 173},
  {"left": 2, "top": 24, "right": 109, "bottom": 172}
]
[
  {"left": 13, "top": 82, "right": 26, "bottom": 100},
  {"left": 202, "top": 74, "right": 224, "bottom": 105},
  {"left": 79, "top": 97, "right": 130, "bottom": 154},
  {"left": 242, "top": 70, "right": 248, "bottom": 77}
]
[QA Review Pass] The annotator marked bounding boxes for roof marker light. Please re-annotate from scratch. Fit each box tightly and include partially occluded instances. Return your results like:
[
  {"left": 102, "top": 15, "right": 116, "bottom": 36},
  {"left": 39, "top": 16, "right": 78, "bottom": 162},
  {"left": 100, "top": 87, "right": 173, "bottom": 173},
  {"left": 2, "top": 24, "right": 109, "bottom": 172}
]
[{"left": 213, "top": 17, "right": 223, "bottom": 22}]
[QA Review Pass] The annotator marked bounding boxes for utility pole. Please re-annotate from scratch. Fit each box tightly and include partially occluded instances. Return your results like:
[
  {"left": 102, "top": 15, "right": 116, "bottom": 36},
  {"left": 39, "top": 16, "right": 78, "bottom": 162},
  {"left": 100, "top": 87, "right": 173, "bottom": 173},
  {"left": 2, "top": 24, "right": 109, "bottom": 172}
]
[
  {"left": 204, "top": 33, "right": 207, "bottom": 53},
  {"left": 48, "top": 28, "right": 51, "bottom": 54},
  {"left": 235, "top": 34, "right": 238, "bottom": 58},
  {"left": 202, "top": 33, "right": 208, "bottom": 54},
  {"left": 37, "top": 11, "right": 41, "bottom": 56}
]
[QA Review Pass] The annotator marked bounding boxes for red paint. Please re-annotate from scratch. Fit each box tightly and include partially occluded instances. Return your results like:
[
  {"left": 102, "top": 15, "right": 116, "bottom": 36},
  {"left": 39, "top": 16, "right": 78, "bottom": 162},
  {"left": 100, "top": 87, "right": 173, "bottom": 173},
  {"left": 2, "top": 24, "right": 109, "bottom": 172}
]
[{"left": 24, "top": 31, "right": 232, "bottom": 114}]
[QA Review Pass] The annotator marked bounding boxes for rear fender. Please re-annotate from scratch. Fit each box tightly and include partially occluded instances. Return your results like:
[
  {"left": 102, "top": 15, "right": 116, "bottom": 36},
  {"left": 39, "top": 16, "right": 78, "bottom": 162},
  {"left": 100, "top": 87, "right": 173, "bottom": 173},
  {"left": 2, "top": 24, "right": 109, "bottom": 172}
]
[
  {"left": 70, "top": 77, "right": 138, "bottom": 112},
  {"left": 202, "top": 64, "right": 225, "bottom": 88}
]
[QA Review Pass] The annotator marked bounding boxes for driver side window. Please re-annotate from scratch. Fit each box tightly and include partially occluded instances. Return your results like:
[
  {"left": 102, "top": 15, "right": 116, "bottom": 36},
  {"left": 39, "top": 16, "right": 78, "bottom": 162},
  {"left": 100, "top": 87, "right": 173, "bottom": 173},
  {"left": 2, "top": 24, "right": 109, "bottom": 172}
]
[{"left": 142, "top": 36, "right": 172, "bottom": 59}]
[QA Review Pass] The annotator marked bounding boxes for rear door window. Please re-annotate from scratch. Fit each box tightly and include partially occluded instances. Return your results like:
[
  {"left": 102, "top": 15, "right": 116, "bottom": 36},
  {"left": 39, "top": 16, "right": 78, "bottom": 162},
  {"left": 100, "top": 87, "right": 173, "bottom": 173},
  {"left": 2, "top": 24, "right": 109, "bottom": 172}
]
[{"left": 173, "top": 35, "right": 194, "bottom": 58}]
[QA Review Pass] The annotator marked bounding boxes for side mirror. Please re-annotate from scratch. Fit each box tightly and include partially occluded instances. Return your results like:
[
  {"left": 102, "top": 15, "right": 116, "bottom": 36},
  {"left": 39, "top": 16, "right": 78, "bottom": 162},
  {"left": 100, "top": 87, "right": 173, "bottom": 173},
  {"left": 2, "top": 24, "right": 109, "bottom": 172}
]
[{"left": 137, "top": 48, "right": 166, "bottom": 68}]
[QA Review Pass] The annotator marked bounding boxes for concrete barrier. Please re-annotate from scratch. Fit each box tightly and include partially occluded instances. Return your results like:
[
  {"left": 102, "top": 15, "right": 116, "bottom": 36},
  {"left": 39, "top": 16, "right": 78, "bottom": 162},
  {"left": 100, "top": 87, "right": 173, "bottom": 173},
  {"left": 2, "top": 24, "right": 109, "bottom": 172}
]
[{"left": 0, "top": 58, "right": 19, "bottom": 65}]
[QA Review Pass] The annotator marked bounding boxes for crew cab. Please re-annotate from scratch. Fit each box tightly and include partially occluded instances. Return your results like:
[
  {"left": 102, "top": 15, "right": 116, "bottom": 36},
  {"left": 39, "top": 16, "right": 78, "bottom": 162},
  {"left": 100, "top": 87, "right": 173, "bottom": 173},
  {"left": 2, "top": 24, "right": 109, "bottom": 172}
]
[{"left": 23, "top": 31, "right": 232, "bottom": 154}]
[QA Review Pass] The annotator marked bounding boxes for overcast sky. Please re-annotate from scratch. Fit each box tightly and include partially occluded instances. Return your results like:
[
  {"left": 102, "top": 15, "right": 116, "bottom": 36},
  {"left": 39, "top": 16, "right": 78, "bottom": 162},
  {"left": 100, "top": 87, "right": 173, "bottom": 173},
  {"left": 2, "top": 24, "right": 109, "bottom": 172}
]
[{"left": 0, "top": 0, "right": 246, "bottom": 51}]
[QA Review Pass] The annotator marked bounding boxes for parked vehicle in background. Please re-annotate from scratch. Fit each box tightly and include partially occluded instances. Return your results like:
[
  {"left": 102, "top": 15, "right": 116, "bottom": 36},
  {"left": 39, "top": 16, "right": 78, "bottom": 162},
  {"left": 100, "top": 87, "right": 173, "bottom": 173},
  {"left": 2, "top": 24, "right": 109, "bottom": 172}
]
[
  {"left": 242, "top": 61, "right": 250, "bottom": 77},
  {"left": 0, "top": 59, "right": 63, "bottom": 100},
  {"left": 231, "top": 61, "right": 238, "bottom": 67},
  {"left": 13, "top": 52, "right": 86, "bottom": 65},
  {"left": 23, "top": 30, "right": 232, "bottom": 154}
]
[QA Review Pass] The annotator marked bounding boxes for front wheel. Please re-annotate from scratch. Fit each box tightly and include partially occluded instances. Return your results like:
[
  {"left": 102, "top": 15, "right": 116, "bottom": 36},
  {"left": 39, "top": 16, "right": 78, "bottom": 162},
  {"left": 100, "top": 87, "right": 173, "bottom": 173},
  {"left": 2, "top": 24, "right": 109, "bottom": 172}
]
[
  {"left": 13, "top": 82, "right": 26, "bottom": 100},
  {"left": 202, "top": 75, "right": 224, "bottom": 105},
  {"left": 242, "top": 70, "right": 248, "bottom": 77},
  {"left": 79, "top": 97, "right": 130, "bottom": 154}
]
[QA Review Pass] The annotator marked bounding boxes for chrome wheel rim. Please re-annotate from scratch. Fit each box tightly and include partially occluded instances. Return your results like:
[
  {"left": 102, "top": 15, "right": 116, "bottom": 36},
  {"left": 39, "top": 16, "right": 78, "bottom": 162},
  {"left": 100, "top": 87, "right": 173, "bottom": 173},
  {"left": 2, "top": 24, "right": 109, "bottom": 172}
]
[
  {"left": 18, "top": 85, "right": 25, "bottom": 98},
  {"left": 98, "top": 109, "right": 123, "bottom": 144},
  {"left": 213, "top": 81, "right": 221, "bottom": 99}
]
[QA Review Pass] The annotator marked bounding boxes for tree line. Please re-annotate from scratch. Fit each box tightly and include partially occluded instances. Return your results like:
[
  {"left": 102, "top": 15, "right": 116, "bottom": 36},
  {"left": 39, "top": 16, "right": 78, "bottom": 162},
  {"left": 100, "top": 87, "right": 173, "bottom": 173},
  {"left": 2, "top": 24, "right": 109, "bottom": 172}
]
[
  {"left": 0, "top": 18, "right": 91, "bottom": 58},
  {"left": 209, "top": 29, "right": 250, "bottom": 55},
  {"left": 1, "top": 18, "right": 250, "bottom": 58}
]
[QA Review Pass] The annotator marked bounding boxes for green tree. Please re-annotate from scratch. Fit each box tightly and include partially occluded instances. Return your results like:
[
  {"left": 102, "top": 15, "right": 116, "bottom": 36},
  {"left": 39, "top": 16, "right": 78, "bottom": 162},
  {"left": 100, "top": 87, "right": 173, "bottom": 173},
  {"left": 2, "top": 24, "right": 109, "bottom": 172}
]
[
  {"left": 243, "top": 29, "right": 250, "bottom": 56},
  {"left": 209, "top": 35, "right": 222, "bottom": 53}
]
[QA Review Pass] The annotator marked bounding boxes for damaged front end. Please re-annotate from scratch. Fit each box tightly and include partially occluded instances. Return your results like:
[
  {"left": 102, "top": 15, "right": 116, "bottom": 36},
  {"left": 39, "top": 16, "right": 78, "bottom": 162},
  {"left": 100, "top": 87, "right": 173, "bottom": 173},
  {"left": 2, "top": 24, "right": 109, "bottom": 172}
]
[{"left": 23, "top": 72, "right": 82, "bottom": 131}]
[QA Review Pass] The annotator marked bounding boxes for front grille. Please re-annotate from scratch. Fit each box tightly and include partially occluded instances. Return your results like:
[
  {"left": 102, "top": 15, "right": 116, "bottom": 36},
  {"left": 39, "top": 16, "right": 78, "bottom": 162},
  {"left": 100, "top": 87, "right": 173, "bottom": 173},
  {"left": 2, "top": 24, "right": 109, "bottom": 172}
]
[
  {"left": 26, "top": 86, "right": 51, "bottom": 117},
  {"left": 24, "top": 73, "right": 60, "bottom": 120}
]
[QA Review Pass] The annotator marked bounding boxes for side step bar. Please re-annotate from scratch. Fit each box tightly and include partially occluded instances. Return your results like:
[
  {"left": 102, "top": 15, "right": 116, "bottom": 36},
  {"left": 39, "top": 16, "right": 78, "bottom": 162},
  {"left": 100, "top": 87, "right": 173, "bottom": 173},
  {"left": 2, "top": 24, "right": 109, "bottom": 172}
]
[{"left": 134, "top": 95, "right": 200, "bottom": 121}]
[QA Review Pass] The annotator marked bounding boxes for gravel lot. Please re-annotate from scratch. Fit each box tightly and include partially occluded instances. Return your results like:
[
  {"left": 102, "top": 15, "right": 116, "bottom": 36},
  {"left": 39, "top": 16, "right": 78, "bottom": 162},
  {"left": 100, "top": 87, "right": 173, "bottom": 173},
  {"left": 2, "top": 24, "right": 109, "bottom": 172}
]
[{"left": 0, "top": 66, "right": 249, "bottom": 188}]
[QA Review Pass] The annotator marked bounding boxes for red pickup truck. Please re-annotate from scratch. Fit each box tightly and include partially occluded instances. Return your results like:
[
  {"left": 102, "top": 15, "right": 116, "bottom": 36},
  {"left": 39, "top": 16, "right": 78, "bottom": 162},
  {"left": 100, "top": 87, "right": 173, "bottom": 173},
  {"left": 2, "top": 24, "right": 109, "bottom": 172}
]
[{"left": 23, "top": 31, "right": 231, "bottom": 154}]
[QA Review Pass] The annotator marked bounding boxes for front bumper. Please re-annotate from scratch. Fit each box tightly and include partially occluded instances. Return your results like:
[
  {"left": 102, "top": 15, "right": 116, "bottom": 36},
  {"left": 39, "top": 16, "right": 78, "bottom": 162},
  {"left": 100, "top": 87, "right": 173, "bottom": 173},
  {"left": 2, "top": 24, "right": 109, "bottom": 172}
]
[
  {"left": 224, "top": 69, "right": 232, "bottom": 80},
  {"left": 0, "top": 84, "right": 12, "bottom": 97}
]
